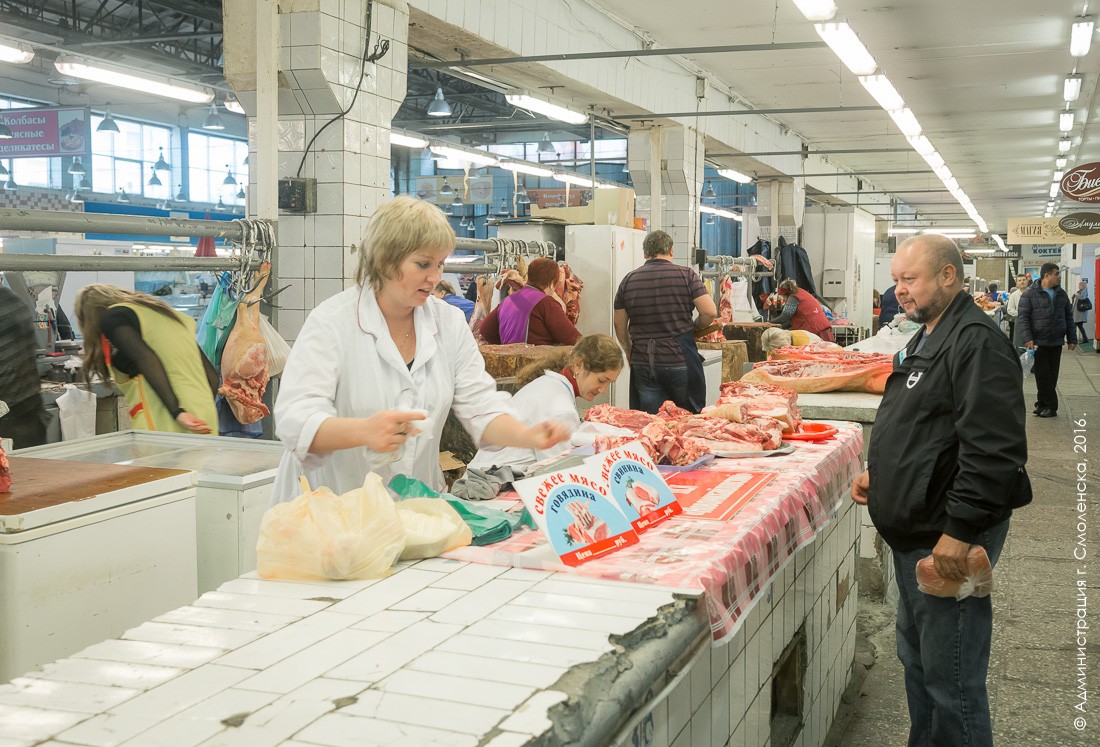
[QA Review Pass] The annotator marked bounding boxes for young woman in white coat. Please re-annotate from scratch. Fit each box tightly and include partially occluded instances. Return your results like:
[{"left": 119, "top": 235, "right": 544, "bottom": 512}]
[
  {"left": 468, "top": 334, "right": 624, "bottom": 472},
  {"left": 271, "top": 196, "right": 570, "bottom": 502}
]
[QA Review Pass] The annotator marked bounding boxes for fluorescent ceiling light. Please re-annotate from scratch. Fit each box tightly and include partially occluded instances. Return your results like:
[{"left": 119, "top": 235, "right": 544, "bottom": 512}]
[
  {"left": 596, "top": 182, "right": 619, "bottom": 189},
  {"left": 922, "top": 151, "right": 945, "bottom": 169},
  {"left": 975, "top": 217, "right": 988, "bottom": 233},
  {"left": 888, "top": 227, "right": 921, "bottom": 235},
  {"left": 1060, "top": 111, "right": 1075, "bottom": 132},
  {"left": 793, "top": 0, "right": 837, "bottom": 21},
  {"left": 506, "top": 93, "right": 588, "bottom": 125},
  {"left": 1071, "top": 17, "right": 1095, "bottom": 57},
  {"left": 717, "top": 168, "right": 753, "bottom": 183},
  {"left": 1054, "top": 170, "right": 1065, "bottom": 181},
  {"left": 554, "top": 173, "right": 594, "bottom": 187},
  {"left": 966, "top": 248, "right": 996, "bottom": 254},
  {"left": 389, "top": 131, "right": 428, "bottom": 148},
  {"left": 941, "top": 176, "right": 959, "bottom": 192},
  {"left": 992, "top": 235, "right": 1007, "bottom": 251},
  {"left": 428, "top": 145, "right": 499, "bottom": 167},
  {"left": 1056, "top": 156, "right": 1068, "bottom": 169},
  {"left": 1059, "top": 137, "right": 1072, "bottom": 153},
  {"left": 501, "top": 161, "right": 554, "bottom": 177},
  {"left": 223, "top": 98, "right": 246, "bottom": 115},
  {"left": 1064, "top": 74, "right": 1084, "bottom": 103},
  {"left": 0, "top": 39, "right": 34, "bottom": 65},
  {"left": 906, "top": 135, "right": 935, "bottom": 156},
  {"left": 54, "top": 56, "right": 214, "bottom": 103},
  {"left": 932, "top": 164, "right": 952, "bottom": 181},
  {"left": 888, "top": 107, "right": 922, "bottom": 137},
  {"left": 814, "top": 22, "right": 878, "bottom": 76},
  {"left": 699, "top": 205, "right": 743, "bottom": 221},
  {"left": 858, "top": 75, "right": 904, "bottom": 111},
  {"left": 1050, "top": 183, "right": 1061, "bottom": 198}
]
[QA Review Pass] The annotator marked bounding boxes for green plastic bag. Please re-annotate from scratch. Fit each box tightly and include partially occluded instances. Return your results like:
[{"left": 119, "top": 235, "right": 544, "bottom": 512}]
[{"left": 388, "top": 474, "right": 533, "bottom": 546}]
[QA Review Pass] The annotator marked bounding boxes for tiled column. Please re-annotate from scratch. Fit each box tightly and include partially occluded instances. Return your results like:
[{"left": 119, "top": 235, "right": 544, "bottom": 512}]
[
  {"left": 255, "top": 0, "right": 408, "bottom": 341},
  {"left": 628, "top": 125, "right": 704, "bottom": 265}
]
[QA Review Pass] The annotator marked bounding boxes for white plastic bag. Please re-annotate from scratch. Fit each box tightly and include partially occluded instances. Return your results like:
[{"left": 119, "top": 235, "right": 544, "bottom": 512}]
[
  {"left": 395, "top": 498, "right": 473, "bottom": 560},
  {"left": 256, "top": 473, "right": 406, "bottom": 581},
  {"left": 1019, "top": 349, "right": 1034, "bottom": 376},
  {"left": 259, "top": 313, "right": 291, "bottom": 377},
  {"left": 56, "top": 384, "right": 97, "bottom": 441}
]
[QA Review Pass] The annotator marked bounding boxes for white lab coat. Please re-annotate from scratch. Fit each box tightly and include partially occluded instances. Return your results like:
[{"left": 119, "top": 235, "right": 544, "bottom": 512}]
[
  {"left": 271, "top": 285, "right": 515, "bottom": 502},
  {"left": 467, "top": 371, "right": 579, "bottom": 471}
]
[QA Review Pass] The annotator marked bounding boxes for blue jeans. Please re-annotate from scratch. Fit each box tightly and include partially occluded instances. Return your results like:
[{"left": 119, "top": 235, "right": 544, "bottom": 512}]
[
  {"left": 892, "top": 520, "right": 1010, "bottom": 747},
  {"left": 630, "top": 364, "right": 689, "bottom": 414}
]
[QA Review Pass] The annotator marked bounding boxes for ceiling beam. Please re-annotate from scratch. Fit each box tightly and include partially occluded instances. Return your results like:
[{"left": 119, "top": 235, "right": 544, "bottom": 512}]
[
  {"left": 615, "top": 106, "right": 879, "bottom": 120},
  {"left": 712, "top": 148, "right": 913, "bottom": 157},
  {"left": 792, "top": 169, "right": 933, "bottom": 177},
  {"left": 70, "top": 32, "right": 223, "bottom": 47},
  {"left": 830, "top": 189, "right": 950, "bottom": 195},
  {"left": 412, "top": 42, "right": 828, "bottom": 69}
]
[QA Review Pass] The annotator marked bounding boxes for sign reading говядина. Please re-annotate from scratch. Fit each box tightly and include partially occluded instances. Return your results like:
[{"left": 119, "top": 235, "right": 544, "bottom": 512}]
[{"left": 1008, "top": 214, "right": 1100, "bottom": 244}]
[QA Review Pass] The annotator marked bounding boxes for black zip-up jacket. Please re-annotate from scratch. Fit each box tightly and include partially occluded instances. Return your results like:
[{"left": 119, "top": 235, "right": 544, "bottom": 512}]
[
  {"left": 1017, "top": 284, "right": 1076, "bottom": 347},
  {"left": 867, "top": 290, "right": 1031, "bottom": 551}
]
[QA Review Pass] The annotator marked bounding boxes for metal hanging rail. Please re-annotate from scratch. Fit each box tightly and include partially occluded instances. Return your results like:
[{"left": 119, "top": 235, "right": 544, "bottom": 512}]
[
  {"left": 0, "top": 254, "right": 242, "bottom": 272},
  {"left": 444, "top": 237, "right": 559, "bottom": 275},
  {"left": 0, "top": 208, "right": 262, "bottom": 240}
]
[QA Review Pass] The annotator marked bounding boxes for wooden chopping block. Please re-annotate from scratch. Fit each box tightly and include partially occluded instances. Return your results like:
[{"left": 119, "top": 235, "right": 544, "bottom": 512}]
[
  {"left": 696, "top": 340, "right": 750, "bottom": 383},
  {"left": 0, "top": 457, "right": 188, "bottom": 515},
  {"left": 477, "top": 343, "right": 567, "bottom": 379},
  {"left": 722, "top": 322, "right": 779, "bottom": 362}
]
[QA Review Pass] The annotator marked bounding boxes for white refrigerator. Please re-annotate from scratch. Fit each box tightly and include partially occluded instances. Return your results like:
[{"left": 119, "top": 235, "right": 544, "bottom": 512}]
[{"left": 0, "top": 457, "right": 197, "bottom": 682}]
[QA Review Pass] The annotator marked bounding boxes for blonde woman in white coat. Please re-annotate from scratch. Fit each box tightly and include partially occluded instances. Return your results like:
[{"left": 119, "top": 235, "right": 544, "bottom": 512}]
[{"left": 271, "top": 197, "right": 570, "bottom": 502}]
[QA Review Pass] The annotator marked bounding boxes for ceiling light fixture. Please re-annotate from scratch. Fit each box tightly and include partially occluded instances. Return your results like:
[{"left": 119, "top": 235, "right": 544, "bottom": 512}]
[
  {"left": 505, "top": 93, "right": 588, "bottom": 125},
  {"left": 814, "top": 21, "right": 878, "bottom": 76},
  {"left": 1064, "top": 74, "right": 1084, "bottom": 102},
  {"left": 906, "top": 135, "right": 935, "bottom": 156},
  {"left": 202, "top": 103, "right": 225, "bottom": 131},
  {"left": 922, "top": 151, "right": 946, "bottom": 170},
  {"left": 426, "top": 87, "right": 452, "bottom": 117},
  {"left": 67, "top": 157, "right": 85, "bottom": 175},
  {"left": 887, "top": 227, "right": 922, "bottom": 235},
  {"left": 3, "top": 175, "right": 16, "bottom": 191},
  {"left": 1059, "top": 137, "right": 1073, "bottom": 153},
  {"left": 1060, "top": 111, "right": 1075, "bottom": 132},
  {"left": 1050, "top": 182, "right": 1061, "bottom": 198},
  {"left": 451, "top": 193, "right": 463, "bottom": 207},
  {"left": 222, "top": 165, "right": 236, "bottom": 186},
  {"left": 223, "top": 98, "right": 246, "bottom": 115},
  {"left": 516, "top": 186, "right": 531, "bottom": 204},
  {"left": 97, "top": 105, "right": 120, "bottom": 133},
  {"left": 704, "top": 213, "right": 715, "bottom": 225},
  {"left": 176, "top": 184, "right": 185, "bottom": 201},
  {"left": 501, "top": 161, "right": 554, "bottom": 177},
  {"left": 703, "top": 181, "right": 717, "bottom": 199},
  {"left": 389, "top": 131, "right": 429, "bottom": 148},
  {"left": 467, "top": 222, "right": 476, "bottom": 235},
  {"left": 1071, "top": 17, "right": 1095, "bottom": 57},
  {"left": 792, "top": 0, "right": 837, "bottom": 21},
  {"left": 54, "top": 56, "right": 214, "bottom": 103},
  {"left": 216, "top": 197, "right": 226, "bottom": 211},
  {"left": 236, "top": 186, "right": 246, "bottom": 200},
  {"left": 147, "top": 167, "right": 161, "bottom": 187},
  {"left": 0, "top": 122, "right": 11, "bottom": 139},
  {"left": 554, "top": 173, "right": 594, "bottom": 188},
  {"left": 699, "top": 204, "right": 743, "bottom": 222},
  {"left": 932, "top": 164, "right": 953, "bottom": 181},
  {"left": 0, "top": 161, "right": 8, "bottom": 177},
  {"left": 888, "top": 107, "right": 922, "bottom": 137},
  {"left": 1056, "top": 156, "right": 1068, "bottom": 169},
  {"left": 717, "top": 168, "right": 753, "bottom": 183},
  {"left": 117, "top": 188, "right": 129, "bottom": 203},
  {"left": 0, "top": 39, "right": 34, "bottom": 64},
  {"left": 858, "top": 74, "right": 905, "bottom": 111},
  {"left": 438, "top": 177, "right": 453, "bottom": 196},
  {"left": 429, "top": 145, "right": 499, "bottom": 167},
  {"left": 537, "top": 132, "right": 557, "bottom": 155},
  {"left": 498, "top": 199, "right": 509, "bottom": 216},
  {"left": 153, "top": 147, "right": 170, "bottom": 171},
  {"left": 459, "top": 216, "right": 468, "bottom": 227},
  {"left": 1054, "top": 170, "right": 1065, "bottom": 181}
]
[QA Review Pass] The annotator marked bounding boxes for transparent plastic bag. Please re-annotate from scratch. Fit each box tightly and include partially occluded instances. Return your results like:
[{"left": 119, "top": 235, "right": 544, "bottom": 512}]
[
  {"left": 915, "top": 546, "right": 993, "bottom": 600},
  {"left": 1020, "top": 349, "right": 1034, "bottom": 376},
  {"left": 256, "top": 473, "right": 406, "bottom": 581},
  {"left": 395, "top": 498, "right": 472, "bottom": 559},
  {"left": 259, "top": 313, "right": 291, "bottom": 377}
]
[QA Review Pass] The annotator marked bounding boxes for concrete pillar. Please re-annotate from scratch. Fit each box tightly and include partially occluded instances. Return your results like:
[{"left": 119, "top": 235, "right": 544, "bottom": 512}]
[
  {"left": 224, "top": 0, "right": 409, "bottom": 340},
  {"left": 628, "top": 125, "right": 704, "bottom": 265},
  {"left": 755, "top": 177, "right": 805, "bottom": 244}
]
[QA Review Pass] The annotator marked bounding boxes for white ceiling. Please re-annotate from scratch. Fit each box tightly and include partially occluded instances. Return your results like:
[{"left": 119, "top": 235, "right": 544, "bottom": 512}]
[{"left": 588, "top": 0, "right": 1100, "bottom": 233}]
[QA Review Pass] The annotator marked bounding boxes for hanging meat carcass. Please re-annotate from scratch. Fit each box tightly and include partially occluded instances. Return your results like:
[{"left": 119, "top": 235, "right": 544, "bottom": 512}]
[{"left": 219, "top": 263, "right": 272, "bottom": 423}]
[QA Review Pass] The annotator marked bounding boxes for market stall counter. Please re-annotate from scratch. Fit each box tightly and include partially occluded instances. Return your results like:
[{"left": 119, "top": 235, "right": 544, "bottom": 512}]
[
  {"left": 0, "top": 425, "right": 863, "bottom": 747},
  {"left": 15, "top": 430, "right": 286, "bottom": 594}
]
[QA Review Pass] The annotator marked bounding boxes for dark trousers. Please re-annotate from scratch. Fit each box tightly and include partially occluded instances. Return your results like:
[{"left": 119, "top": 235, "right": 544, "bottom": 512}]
[
  {"left": 1032, "top": 345, "right": 1063, "bottom": 413},
  {"left": 1074, "top": 321, "right": 1090, "bottom": 342}
]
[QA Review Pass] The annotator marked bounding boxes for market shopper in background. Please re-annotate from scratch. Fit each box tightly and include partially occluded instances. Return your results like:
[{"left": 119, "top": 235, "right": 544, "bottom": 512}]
[
  {"left": 432, "top": 280, "right": 474, "bottom": 322},
  {"left": 76, "top": 284, "right": 219, "bottom": 435},
  {"left": 879, "top": 283, "right": 899, "bottom": 326},
  {"left": 270, "top": 196, "right": 570, "bottom": 502},
  {"left": 1071, "top": 278, "right": 1091, "bottom": 346},
  {"left": 850, "top": 234, "right": 1030, "bottom": 747},
  {"left": 1005, "top": 273, "right": 1029, "bottom": 346},
  {"left": 613, "top": 230, "right": 716, "bottom": 414},
  {"left": 478, "top": 257, "right": 580, "bottom": 346},
  {"left": 1017, "top": 263, "right": 1076, "bottom": 417},
  {"left": 466, "top": 334, "right": 623, "bottom": 475},
  {"left": 0, "top": 286, "right": 50, "bottom": 448},
  {"left": 771, "top": 278, "right": 836, "bottom": 342}
]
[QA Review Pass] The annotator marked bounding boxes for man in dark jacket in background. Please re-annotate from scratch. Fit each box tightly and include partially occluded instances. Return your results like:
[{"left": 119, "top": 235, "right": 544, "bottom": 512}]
[
  {"left": 851, "top": 234, "right": 1029, "bottom": 747},
  {"left": 1017, "top": 262, "right": 1076, "bottom": 417},
  {"left": 0, "top": 285, "right": 49, "bottom": 448}
]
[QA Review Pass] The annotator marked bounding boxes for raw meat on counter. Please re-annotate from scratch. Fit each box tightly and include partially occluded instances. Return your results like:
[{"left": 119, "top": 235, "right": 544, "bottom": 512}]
[
  {"left": 699, "top": 275, "right": 734, "bottom": 343},
  {"left": 219, "top": 263, "right": 272, "bottom": 423},
  {"left": 741, "top": 351, "right": 892, "bottom": 394},
  {"left": 0, "top": 441, "right": 11, "bottom": 492},
  {"left": 556, "top": 262, "right": 583, "bottom": 326},
  {"left": 704, "top": 380, "right": 802, "bottom": 432}
]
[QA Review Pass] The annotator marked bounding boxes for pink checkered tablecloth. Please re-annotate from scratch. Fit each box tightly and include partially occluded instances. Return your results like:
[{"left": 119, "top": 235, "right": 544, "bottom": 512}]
[{"left": 444, "top": 421, "right": 864, "bottom": 642}]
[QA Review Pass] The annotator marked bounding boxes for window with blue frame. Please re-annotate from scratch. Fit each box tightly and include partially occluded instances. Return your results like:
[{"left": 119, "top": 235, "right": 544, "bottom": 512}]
[{"left": 187, "top": 132, "right": 248, "bottom": 206}]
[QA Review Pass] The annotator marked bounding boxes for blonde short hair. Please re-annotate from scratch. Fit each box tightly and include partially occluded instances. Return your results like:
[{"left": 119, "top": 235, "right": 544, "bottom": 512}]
[{"left": 355, "top": 196, "right": 455, "bottom": 291}]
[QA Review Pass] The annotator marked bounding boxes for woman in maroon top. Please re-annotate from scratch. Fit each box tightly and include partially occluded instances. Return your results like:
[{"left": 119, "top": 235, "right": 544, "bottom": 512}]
[
  {"left": 773, "top": 279, "right": 835, "bottom": 342},
  {"left": 480, "top": 258, "right": 581, "bottom": 346}
]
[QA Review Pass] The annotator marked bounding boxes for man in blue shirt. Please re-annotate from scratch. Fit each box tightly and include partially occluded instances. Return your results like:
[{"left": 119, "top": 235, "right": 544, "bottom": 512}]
[{"left": 1017, "top": 263, "right": 1076, "bottom": 417}]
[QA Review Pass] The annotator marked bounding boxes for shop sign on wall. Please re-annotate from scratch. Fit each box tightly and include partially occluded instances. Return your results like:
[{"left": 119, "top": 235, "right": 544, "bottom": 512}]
[
  {"left": 1060, "top": 161, "right": 1100, "bottom": 203},
  {"left": 0, "top": 106, "right": 91, "bottom": 158},
  {"left": 1022, "top": 244, "right": 1065, "bottom": 261},
  {"left": 413, "top": 175, "right": 494, "bottom": 205},
  {"left": 1008, "top": 215, "right": 1100, "bottom": 244}
]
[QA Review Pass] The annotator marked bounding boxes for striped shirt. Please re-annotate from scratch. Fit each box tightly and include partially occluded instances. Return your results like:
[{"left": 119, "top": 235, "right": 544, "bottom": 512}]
[{"left": 614, "top": 258, "right": 707, "bottom": 366}]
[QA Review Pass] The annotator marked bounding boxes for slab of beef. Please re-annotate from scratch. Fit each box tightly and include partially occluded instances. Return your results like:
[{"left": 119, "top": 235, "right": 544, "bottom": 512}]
[
  {"left": 585, "top": 404, "right": 659, "bottom": 431},
  {"left": 742, "top": 356, "right": 891, "bottom": 394},
  {"left": 657, "top": 401, "right": 693, "bottom": 420},
  {"left": 593, "top": 433, "right": 661, "bottom": 464},
  {"left": 707, "top": 381, "right": 802, "bottom": 432},
  {"left": 0, "top": 442, "right": 10, "bottom": 492}
]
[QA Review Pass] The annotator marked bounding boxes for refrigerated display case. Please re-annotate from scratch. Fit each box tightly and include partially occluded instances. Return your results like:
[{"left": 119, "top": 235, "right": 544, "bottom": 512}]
[
  {"left": 0, "top": 457, "right": 197, "bottom": 682},
  {"left": 15, "top": 431, "right": 285, "bottom": 594}
]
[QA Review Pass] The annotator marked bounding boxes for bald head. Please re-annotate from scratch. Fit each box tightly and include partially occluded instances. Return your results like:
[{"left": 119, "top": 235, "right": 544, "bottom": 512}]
[{"left": 896, "top": 234, "right": 964, "bottom": 289}]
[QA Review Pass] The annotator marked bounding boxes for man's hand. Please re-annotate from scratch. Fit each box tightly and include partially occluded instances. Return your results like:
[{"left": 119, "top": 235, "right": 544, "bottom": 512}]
[
  {"left": 850, "top": 469, "right": 869, "bottom": 505},
  {"left": 1024, "top": 340, "right": 1035, "bottom": 350},
  {"left": 931, "top": 534, "right": 971, "bottom": 582},
  {"left": 1069, "top": 343, "right": 1077, "bottom": 351}
]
